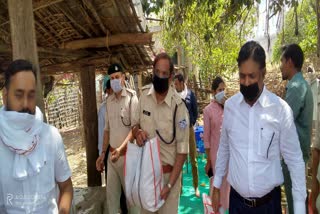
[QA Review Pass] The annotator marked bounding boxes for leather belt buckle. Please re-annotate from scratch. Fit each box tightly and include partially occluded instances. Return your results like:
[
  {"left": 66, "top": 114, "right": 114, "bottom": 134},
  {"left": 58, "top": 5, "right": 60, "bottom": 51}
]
[{"left": 244, "top": 198, "right": 256, "bottom": 208}]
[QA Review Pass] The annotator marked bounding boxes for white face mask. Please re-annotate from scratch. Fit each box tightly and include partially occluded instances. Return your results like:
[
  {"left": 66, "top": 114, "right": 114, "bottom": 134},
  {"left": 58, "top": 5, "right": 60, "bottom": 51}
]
[
  {"left": 215, "top": 91, "right": 225, "bottom": 104},
  {"left": 110, "top": 79, "right": 123, "bottom": 93}
]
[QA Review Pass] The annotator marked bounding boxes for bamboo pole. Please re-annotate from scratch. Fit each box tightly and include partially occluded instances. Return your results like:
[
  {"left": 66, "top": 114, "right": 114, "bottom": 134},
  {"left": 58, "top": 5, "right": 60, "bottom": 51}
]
[{"left": 61, "top": 33, "right": 153, "bottom": 50}]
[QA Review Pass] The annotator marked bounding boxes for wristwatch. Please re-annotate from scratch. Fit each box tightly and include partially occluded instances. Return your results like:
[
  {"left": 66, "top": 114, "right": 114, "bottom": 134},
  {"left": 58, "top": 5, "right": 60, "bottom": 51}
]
[{"left": 167, "top": 183, "right": 172, "bottom": 190}]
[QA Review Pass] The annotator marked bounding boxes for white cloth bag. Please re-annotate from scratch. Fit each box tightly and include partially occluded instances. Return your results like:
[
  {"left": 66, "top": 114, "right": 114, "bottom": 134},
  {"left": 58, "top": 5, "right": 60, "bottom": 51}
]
[
  {"left": 124, "top": 137, "right": 165, "bottom": 212},
  {"left": 124, "top": 141, "right": 142, "bottom": 207}
]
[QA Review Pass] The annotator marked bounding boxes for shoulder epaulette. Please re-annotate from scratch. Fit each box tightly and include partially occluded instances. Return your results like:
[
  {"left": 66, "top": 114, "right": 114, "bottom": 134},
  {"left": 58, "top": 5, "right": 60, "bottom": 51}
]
[{"left": 125, "top": 88, "right": 136, "bottom": 96}]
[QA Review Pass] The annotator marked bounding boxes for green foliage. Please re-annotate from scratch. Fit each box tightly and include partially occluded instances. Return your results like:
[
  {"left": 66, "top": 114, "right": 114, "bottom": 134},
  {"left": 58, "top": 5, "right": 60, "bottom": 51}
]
[
  {"left": 272, "top": 0, "right": 317, "bottom": 61},
  {"left": 142, "top": 0, "right": 298, "bottom": 80},
  {"left": 161, "top": 0, "right": 257, "bottom": 80},
  {"left": 141, "top": 0, "right": 165, "bottom": 16}
]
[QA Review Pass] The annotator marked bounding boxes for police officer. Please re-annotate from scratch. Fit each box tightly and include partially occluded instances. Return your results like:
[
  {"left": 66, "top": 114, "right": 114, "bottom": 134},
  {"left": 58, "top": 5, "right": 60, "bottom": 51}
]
[
  {"left": 132, "top": 53, "right": 190, "bottom": 213},
  {"left": 96, "top": 63, "right": 139, "bottom": 214}
]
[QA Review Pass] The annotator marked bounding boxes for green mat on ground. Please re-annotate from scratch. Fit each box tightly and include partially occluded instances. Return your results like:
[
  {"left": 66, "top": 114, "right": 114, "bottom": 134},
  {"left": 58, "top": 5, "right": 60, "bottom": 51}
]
[{"left": 179, "top": 155, "right": 209, "bottom": 214}]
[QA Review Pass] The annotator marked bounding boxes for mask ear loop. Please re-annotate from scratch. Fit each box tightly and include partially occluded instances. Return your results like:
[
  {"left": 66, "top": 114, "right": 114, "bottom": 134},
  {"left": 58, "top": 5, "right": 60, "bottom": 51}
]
[{"left": 156, "top": 104, "right": 177, "bottom": 144}]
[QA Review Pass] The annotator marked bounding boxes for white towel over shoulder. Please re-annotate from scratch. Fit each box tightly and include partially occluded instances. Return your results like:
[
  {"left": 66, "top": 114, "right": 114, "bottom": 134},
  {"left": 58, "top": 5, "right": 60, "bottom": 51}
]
[{"left": 0, "top": 107, "right": 45, "bottom": 180}]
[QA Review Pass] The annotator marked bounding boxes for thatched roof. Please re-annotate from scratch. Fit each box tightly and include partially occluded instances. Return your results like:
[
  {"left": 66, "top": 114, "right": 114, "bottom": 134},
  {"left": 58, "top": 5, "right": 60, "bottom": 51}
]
[{"left": 0, "top": 0, "right": 154, "bottom": 75}]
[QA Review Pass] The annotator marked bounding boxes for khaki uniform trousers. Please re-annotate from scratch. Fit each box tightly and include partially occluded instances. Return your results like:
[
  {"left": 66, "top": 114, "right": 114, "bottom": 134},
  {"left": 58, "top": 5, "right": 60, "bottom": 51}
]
[
  {"left": 106, "top": 154, "right": 140, "bottom": 214},
  {"left": 141, "top": 173, "right": 182, "bottom": 214}
]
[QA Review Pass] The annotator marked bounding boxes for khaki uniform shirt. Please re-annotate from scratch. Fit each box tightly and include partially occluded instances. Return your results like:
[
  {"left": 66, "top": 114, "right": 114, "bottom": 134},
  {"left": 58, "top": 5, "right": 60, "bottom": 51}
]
[
  {"left": 105, "top": 88, "right": 138, "bottom": 148},
  {"left": 132, "top": 84, "right": 189, "bottom": 166}
]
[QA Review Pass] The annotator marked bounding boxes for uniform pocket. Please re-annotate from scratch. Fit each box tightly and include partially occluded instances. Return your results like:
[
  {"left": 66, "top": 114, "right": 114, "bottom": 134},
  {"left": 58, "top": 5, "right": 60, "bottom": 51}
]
[
  {"left": 258, "top": 128, "right": 279, "bottom": 160},
  {"left": 120, "top": 107, "right": 131, "bottom": 126}
]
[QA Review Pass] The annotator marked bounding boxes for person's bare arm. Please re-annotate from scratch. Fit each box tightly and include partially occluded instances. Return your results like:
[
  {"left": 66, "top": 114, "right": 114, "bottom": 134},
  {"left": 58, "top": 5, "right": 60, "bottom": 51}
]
[
  {"left": 96, "top": 130, "right": 109, "bottom": 171},
  {"left": 205, "top": 148, "right": 211, "bottom": 173},
  {"left": 57, "top": 178, "right": 73, "bottom": 214},
  {"left": 101, "top": 130, "right": 110, "bottom": 154},
  {"left": 132, "top": 124, "right": 148, "bottom": 146},
  {"left": 120, "top": 129, "right": 133, "bottom": 152},
  {"left": 111, "top": 130, "right": 133, "bottom": 162}
]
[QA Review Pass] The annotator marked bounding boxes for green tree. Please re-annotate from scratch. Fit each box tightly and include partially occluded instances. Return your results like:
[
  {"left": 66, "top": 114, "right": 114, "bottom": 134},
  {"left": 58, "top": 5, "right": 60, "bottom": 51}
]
[
  {"left": 141, "top": 0, "right": 165, "bottom": 16},
  {"left": 160, "top": 0, "right": 257, "bottom": 80},
  {"left": 272, "top": 0, "right": 317, "bottom": 61},
  {"left": 142, "top": 0, "right": 299, "bottom": 80}
]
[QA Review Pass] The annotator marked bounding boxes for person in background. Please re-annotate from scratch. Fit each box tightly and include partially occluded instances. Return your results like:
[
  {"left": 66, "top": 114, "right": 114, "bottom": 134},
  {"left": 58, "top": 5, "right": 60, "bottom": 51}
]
[
  {"left": 280, "top": 44, "right": 313, "bottom": 214},
  {"left": 174, "top": 72, "right": 200, "bottom": 197},
  {"left": 305, "top": 65, "right": 320, "bottom": 214},
  {"left": 312, "top": 119, "right": 320, "bottom": 214},
  {"left": 212, "top": 41, "right": 306, "bottom": 214},
  {"left": 203, "top": 76, "right": 229, "bottom": 214},
  {"left": 97, "top": 77, "right": 128, "bottom": 213},
  {"left": 96, "top": 63, "right": 139, "bottom": 214},
  {"left": 98, "top": 77, "right": 112, "bottom": 159}
]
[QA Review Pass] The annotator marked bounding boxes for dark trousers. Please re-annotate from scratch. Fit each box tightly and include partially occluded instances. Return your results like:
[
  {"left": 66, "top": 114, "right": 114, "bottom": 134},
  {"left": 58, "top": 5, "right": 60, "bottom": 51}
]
[
  {"left": 104, "top": 145, "right": 128, "bottom": 214},
  {"left": 229, "top": 187, "right": 282, "bottom": 214}
]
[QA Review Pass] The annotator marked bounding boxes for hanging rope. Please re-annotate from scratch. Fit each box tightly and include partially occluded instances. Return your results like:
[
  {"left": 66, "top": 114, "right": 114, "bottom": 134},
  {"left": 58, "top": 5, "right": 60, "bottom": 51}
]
[{"left": 105, "top": 31, "right": 111, "bottom": 52}]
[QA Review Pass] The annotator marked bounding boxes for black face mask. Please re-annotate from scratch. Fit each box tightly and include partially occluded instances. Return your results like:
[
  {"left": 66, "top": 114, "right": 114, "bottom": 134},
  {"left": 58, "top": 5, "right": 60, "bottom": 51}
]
[
  {"left": 240, "top": 82, "right": 260, "bottom": 102},
  {"left": 152, "top": 74, "right": 169, "bottom": 94}
]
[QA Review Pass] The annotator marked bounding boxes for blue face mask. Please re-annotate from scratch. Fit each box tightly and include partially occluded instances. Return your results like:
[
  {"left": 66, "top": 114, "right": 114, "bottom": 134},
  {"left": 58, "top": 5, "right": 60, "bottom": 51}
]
[
  {"left": 110, "top": 79, "right": 123, "bottom": 93},
  {"left": 215, "top": 91, "right": 225, "bottom": 104}
]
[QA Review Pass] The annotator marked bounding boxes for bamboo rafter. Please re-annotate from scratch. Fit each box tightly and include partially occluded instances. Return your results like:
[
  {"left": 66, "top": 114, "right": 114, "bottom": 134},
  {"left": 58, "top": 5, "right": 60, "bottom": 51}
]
[{"left": 82, "top": 0, "right": 109, "bottom": 35}]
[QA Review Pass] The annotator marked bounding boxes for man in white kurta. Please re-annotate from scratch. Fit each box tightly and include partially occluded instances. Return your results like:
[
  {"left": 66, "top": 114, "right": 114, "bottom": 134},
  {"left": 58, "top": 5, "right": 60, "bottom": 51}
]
[{"left": 0, "top": 59, "right": 73, "bottom": 213}]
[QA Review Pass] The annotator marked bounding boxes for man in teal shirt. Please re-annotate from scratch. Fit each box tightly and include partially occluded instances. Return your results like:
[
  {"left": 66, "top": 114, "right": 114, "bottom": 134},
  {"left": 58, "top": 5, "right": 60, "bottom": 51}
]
[{"left": 280, "top": 43, "right": 313, "bottom": 214}]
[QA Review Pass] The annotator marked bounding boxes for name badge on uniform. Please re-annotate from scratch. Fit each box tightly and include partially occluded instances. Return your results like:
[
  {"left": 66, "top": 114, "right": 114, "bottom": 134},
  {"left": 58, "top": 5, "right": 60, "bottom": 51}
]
[
  {"left": 178, "top": 119, "right": 187, "bottom": 129},
  {"left": 143, "top": 110, "right": 151, "bottom": 116}
]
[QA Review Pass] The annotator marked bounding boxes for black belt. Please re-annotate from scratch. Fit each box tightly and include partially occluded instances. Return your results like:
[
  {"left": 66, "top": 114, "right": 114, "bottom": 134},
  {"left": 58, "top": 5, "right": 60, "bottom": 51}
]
[{"left": 231, "top": 186, "right": 280, "bottom": 208}]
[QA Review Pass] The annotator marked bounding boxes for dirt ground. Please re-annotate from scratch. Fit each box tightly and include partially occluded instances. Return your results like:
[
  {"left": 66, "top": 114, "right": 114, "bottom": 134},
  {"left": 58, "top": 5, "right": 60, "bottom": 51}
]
[{"left": 61, "top": 127, "right": 88, "bottom": 187}]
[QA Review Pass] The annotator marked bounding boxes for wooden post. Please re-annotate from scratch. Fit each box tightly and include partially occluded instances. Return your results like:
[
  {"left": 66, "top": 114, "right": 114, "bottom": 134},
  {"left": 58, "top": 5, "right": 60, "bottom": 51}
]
[
  {"left": 80, "top": 66, "right": 101, "bottom": 187},
  {"left": 137, "top": 73, "right": 143, "bottom": 96},
  {"left": 7, "top": 0, "right": 46, "bottom": 121}
]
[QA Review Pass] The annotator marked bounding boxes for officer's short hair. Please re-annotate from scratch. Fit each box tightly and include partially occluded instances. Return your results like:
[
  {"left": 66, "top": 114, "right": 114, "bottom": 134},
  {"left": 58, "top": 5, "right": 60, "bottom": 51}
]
[{"left": 153, "top": 53, "right": 174, "bottom": 74}]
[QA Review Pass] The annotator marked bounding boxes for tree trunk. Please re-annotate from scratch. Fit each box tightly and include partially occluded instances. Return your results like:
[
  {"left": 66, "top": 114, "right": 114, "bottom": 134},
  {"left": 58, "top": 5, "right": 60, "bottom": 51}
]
[
  {"left": 80, "top": 66, "right": 101, "bottom": 187},
  {"left": 7, "top": 0, "right": 46, "bottom": 121}
]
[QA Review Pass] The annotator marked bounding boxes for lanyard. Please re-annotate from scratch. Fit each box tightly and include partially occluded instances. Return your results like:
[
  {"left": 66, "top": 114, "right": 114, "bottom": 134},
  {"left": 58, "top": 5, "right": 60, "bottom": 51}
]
[
  {"left": 121, "top": 94, "right": 132, "bottom": 127},
  {"left": 156, "top": 104, "right": 178, "bottom": 144}
]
